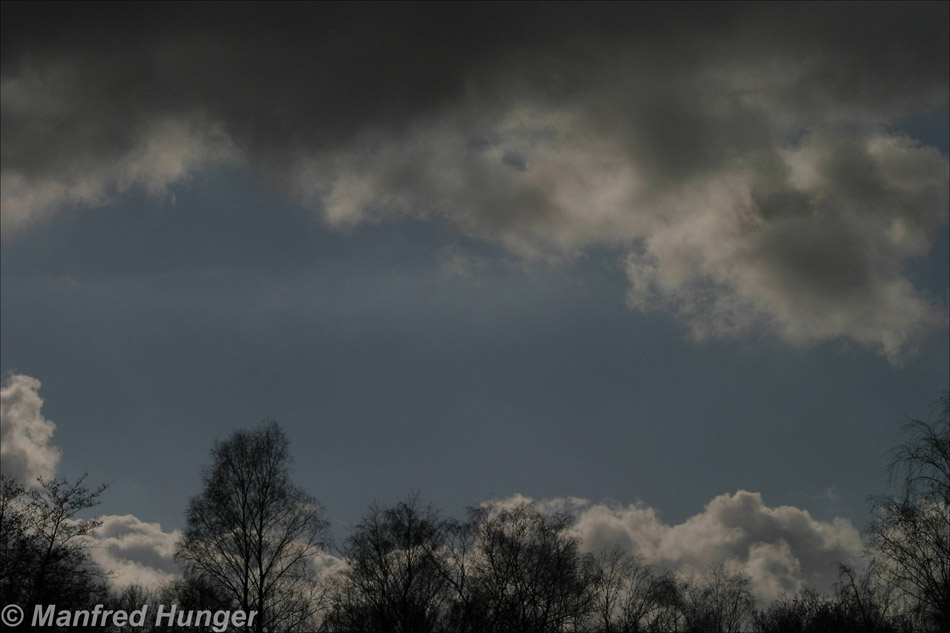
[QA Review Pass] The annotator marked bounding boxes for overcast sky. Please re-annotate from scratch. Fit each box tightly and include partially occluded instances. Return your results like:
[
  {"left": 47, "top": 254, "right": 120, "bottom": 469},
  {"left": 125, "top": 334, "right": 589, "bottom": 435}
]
[{"left": 1, "top": 2, "right": 948, "bottom": 595}]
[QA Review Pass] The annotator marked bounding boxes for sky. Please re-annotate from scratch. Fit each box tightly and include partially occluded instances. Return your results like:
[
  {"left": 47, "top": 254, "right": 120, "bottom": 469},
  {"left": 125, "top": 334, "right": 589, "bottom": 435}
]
[{"left": 1, "top": 3, "right": 948, "bottom": 598}]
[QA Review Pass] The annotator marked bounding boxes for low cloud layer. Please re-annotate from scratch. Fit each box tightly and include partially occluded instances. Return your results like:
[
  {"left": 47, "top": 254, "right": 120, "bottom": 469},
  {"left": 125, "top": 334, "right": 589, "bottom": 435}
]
[
  {"left": 0, "top": 373, "right": 868, "bottom": 598},
  {"left": 0, "top": 374, "right": 61, "bottom": 483},
  {"left": 506, "top": 491, "right": 864, "bottom": 602},
  {"left": 86, "top": 492, "right": 865, "bottom": 600},
  {"left": 2, "top": 5, "right": 948, "bottom": 359}
]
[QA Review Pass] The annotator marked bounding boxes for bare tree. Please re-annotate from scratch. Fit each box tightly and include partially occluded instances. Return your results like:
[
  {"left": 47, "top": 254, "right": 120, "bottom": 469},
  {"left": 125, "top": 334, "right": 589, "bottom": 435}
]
[
  {"left": 157, "top": 574, "right": 235, "bottom": 632},
  {"left": 0, "top": 474, "right": 31, "bottom": 605},
  {"left": 754, "top": 585, "right": 848, "bottom": 633},
  {"left": 176, "top": 420, "right": 329, "bottom": 633},
  {"left": 327, "top": 494, "right": 450, "bottom": 633},
  {"left": 590, "top": 545, "right": 632, "bottom": 633},
  {"left": 680, "top": 564, "right": 755, "bottom": 633},
  {"left": 589, "top": 546, "right": 659, "bottom": 633},
  {"left": 643, "top": 571, "right": 684, "bottom": 633},
  {"left": 0, "top": 473, "right": 109, "bottom": 614},
  {"left": 26, "top": 474, "right": 109, "bottom": 604},
  {"left": 464, "top": 500, "right": 595, "bottom": 633},
  {"left": 434, "top": 517, "right": 492, "bottom": 633},
  {"left": 104, "top": 583, "right": 163, "bottom": 633},
  {"left": 833, "top": 562, "right": 901, "bottom": 633},
  {"left": 869, "top": 390, "right": 949, "bottom": 631}
]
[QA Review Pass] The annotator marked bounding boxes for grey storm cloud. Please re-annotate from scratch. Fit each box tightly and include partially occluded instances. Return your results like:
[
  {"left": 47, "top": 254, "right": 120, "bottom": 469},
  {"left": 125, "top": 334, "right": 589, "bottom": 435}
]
[{"left": 2, "top": 3, "right": 948, "bottom": 360}]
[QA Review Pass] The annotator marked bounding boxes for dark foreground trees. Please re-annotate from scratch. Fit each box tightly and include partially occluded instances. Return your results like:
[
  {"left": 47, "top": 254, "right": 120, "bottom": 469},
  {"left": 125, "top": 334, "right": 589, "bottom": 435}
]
[
  {"left": 320, "top": 392, "right": 949, "bottom": 633},
  {"left": 0, "top": 473, "right": 109, "bottom": 618},
  {"left": 326, "top": 497, "right": 596, "bottom": 633},
  {"left": 753, "top": 389, "right": 949, "bottom": 633},
  {"left": 325, "top": 495, "right": 450, "bottom": 633},
  {"left": 463, "top": 501, "right": 596, "bottom": 633},
  {"left": 4, "top": 392, "right": 947, "bottom": 632},
  {"left": 679, "top": 564, "right": 755, "bottom": 633},
  {"left": 176, "top": 420, "right": 330, "bottom": 633},
  {"left": 324, "top": 501, "right": 762, "bottom": 633},
  {"left": 589, "top": 546, "right": 666, "bottom": 633},
  {"left": 868, "top": 389, "right": 949, "bottom": 631}
]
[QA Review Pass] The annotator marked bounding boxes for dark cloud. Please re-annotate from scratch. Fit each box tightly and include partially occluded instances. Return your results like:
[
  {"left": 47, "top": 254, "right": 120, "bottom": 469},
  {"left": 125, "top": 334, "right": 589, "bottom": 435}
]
[
  {"left": 3, "top": 3, "right": 944, "bottom": 179},
  {"left": 2, "top": 3, "right": 947, "bottom": 359}
]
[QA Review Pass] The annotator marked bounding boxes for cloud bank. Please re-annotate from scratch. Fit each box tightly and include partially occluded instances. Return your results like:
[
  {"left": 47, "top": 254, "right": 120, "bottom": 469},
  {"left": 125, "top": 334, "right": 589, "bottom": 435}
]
[
  {"left": 0, "top": 376, "right": 866, "bottom": 598},
  {"left": 2, "top": 4, "right": 947, "bottom": 360},
  {"left": 503, "top": 491, "right": 864, "bottom": 602},
  {"left": 0, "top": 373, "right": 61, "bottom": 483}
]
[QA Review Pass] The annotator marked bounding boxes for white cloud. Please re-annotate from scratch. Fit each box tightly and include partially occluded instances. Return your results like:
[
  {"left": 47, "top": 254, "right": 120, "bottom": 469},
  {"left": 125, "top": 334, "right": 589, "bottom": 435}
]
[
  {"left": 310, "top": 550, "right": 349, "bottom": 584},
  {"left": 508, "top": 490, "right": 864, "bottom": 602},
  {"left": 87, "top": 515, "right": 350, "bottom": 592},
  {"left": 89, "top": 514, "right": 182, "bottom": 590},
  {"left": 0, "top": 374, "right": 61, "bottom": 484}
]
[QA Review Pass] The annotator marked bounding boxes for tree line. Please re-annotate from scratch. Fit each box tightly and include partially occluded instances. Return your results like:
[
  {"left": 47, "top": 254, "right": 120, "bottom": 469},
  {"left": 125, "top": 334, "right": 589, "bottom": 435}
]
[{"left": 1, "top": 392, "right": 946, "bottom": 632}]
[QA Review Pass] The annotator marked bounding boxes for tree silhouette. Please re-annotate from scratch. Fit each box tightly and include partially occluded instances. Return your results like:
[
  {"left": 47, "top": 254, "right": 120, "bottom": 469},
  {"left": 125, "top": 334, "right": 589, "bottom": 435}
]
[
  {"left": 327, "top": 494, "right": 450, "bottom": 633},
  {"left": 464, "top": 500, "right": 595, "bottom": 633},
  {"left": 0, "top": 473, "right": 109, "bottom": 629},
  {"left": 176, "top": 420, "right": 329, "bottom": 633},
  {"left": 679, "top": 563, "right": 755, "bottom": 633},
  {"left": 868, "top": 390, "right": 949, "bottom": 631},
  {"left": 589, "top": 545, "right": 665, "bottom": 633}
]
